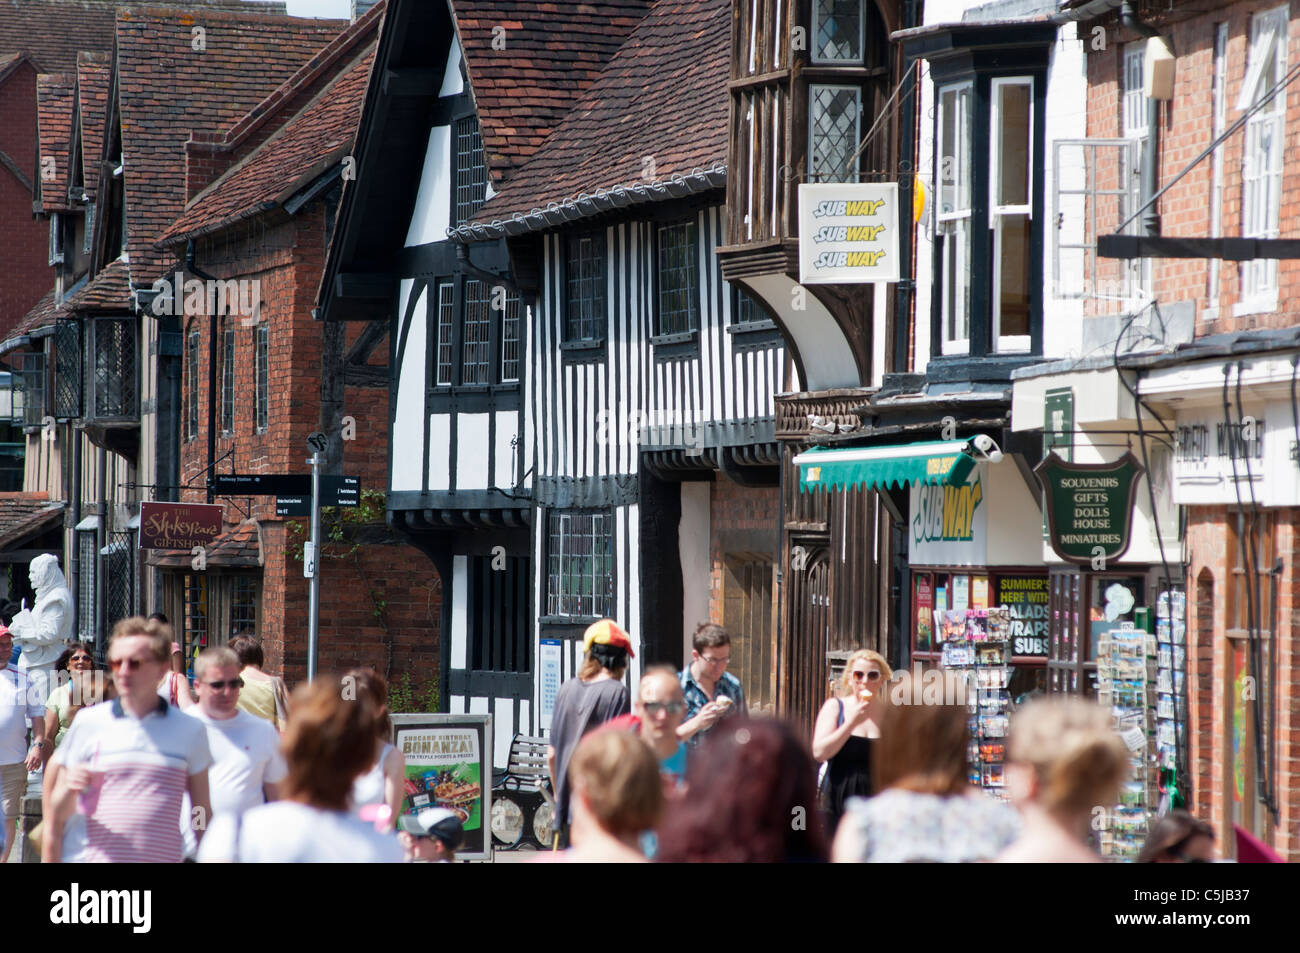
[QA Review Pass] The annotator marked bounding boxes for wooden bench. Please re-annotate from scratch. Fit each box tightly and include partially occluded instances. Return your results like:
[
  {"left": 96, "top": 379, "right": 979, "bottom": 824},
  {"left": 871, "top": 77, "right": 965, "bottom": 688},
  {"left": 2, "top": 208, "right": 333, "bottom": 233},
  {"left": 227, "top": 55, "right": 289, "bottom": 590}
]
[{"left": 491, "top": 734, "right": 554, "bottom": 850}]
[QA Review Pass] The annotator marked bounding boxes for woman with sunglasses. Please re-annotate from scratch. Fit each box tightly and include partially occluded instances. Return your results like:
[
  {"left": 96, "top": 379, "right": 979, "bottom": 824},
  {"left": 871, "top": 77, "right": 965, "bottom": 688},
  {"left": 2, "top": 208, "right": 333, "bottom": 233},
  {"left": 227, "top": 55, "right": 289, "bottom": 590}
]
[
  {"left": 813, "top": 649, "right": 891, "bottom": 835},
  {"left": 41, "top": 642, "right": 111, "bottom": 760}
]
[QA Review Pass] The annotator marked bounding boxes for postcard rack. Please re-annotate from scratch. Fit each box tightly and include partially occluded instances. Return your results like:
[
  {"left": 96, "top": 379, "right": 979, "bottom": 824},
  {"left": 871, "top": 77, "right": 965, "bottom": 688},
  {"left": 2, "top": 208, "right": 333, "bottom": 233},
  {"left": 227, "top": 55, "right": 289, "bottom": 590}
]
[{"left": 938, "top": 607, "right": 1012, "bottom": 801}]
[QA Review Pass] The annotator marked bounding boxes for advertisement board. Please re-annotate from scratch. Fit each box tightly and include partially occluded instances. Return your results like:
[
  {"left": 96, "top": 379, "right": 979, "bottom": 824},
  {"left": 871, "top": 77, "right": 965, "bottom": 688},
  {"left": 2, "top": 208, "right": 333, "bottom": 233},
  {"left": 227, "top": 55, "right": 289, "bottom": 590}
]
[
  {"left": 391, "top": 713, "right": 492, "bottom": 861},
  {"left": 139, "top": 502, "right": 223, "bottom": 550},
  {"left": 798, "top": 183, "right": 900, "bottom": 284}
]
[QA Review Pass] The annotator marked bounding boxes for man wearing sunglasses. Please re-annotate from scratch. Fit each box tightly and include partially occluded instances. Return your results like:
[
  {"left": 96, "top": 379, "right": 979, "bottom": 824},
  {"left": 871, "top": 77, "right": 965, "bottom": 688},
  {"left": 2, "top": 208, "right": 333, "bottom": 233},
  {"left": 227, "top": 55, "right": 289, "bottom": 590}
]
[
  {"left": 43, "top": 616, "right": 212, "bottom": 863},
  {"left": 182, "top": 646, "right": 285, "bottom": 856},
  {"left": 678, "top": 623, "right": 746, "bottom": 750},
  {"left": 0, "top": 625, "right": 48, "bottom": 863},
  {"left": 632, "top": 667, "right": 689, "bottom": 788}
]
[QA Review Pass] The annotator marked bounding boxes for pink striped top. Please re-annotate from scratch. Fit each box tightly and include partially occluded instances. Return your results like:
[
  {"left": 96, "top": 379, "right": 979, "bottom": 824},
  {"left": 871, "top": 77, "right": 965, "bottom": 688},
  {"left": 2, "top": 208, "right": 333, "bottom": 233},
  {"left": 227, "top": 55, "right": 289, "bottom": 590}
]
[{"left": 51, "top": 697, "right": 211, "bottom": 863}]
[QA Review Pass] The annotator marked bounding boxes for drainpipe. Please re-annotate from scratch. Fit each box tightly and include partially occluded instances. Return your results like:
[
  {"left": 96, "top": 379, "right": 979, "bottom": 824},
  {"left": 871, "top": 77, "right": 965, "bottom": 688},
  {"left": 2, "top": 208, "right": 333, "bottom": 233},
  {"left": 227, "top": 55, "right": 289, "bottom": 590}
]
[
  {"left": 186, "top": 240, "right": 219, "bottom": 504},
  {"left": 69, "top": 424, "right": 81, "bottom": 638},
  {"left": 1121, "top": 2, "right": 1162, "bottom": 237}
]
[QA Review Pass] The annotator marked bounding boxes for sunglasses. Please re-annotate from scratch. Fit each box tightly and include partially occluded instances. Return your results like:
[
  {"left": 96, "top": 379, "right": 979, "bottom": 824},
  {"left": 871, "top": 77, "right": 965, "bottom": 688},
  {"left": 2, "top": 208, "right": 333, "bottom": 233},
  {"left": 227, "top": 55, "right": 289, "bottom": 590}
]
[
  {"left": 70, "top": 655, "right": 93, "bottom": 663},
  {"left": 642, "top": 701, "right": 685, "bottom": 716},
  {"left": 700, "top": 656, "right": 729, "bottom": 666},
  {"left": 201, "top": 678, "right": 244, "bottom": 691},
  {"left": 852, "top": 670, "right": 882, "bottom": 682},
  {"left": 108, "top": 657, "right": 157, "bottom": 671}
]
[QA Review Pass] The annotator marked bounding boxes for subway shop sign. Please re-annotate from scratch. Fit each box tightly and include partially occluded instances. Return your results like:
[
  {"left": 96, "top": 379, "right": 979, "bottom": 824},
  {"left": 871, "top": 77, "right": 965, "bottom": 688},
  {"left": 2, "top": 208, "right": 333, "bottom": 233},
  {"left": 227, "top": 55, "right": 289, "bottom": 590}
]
[
  {"left": 1034, "top": 452, "right": 1145, "bottom": 565},
  {"left": 910, "top": 476, "right": 986, "bottom": 566}
]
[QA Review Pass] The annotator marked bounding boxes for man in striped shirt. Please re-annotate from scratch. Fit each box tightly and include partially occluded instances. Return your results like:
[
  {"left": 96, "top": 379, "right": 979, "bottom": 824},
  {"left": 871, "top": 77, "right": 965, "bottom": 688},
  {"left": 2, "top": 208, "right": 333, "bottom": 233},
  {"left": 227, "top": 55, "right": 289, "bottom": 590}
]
[{"left": 43, "top": 617, "right": 212, "bottom": 863}]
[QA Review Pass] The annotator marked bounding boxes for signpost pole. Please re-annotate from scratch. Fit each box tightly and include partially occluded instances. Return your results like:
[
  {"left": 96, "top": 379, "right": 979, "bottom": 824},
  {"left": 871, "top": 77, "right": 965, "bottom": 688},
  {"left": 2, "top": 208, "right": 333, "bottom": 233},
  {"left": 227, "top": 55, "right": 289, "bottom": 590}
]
[{"left": 306, "top": 449, "right": 323, "bottom": 682}]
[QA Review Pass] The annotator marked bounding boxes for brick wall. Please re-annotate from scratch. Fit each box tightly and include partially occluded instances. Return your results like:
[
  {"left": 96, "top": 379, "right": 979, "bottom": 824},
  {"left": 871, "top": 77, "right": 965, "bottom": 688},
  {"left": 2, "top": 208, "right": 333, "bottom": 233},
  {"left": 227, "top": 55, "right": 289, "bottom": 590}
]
[
  {"left": 0, "top": 64, "right": 58, "bottom": 336},
  {"left": 1185, "top": 503, "right": 1299, "bottom": 861},
  {"left": 175, "top": 201, "right": 440, "bottom": 699},
  {"left": 1087, "top": 4, "right": 1300, "bottom": 335}
]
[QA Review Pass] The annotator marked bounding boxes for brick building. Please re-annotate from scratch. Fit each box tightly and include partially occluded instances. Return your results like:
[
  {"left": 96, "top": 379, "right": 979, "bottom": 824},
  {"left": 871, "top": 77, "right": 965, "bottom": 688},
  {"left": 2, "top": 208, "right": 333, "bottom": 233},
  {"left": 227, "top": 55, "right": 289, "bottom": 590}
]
[
  {"left": 1016, "top": 0, "right": 1300, "bottom": 860},
  {"left": 154, "top": 1, "right": 442, "bottom": 690}
]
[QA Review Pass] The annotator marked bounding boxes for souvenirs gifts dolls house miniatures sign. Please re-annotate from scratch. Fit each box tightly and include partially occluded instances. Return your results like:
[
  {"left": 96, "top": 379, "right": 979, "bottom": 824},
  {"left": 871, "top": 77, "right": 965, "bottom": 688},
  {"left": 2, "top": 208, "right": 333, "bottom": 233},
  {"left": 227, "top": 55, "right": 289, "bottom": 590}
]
[{"left": 1033, "top": 452, "right": 1145, "bottom": 566}]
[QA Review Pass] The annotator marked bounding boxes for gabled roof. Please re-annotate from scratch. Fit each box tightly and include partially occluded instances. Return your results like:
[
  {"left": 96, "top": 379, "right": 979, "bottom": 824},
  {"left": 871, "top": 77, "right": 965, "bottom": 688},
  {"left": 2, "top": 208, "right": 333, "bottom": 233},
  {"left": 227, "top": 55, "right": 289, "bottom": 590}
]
[
  {"left": 113, "top": 6, "right": 345, "bottom": 284},
  {"left": 68, "top": 257, "right": 129, "bottom": 312},
  {"left": 36, "top": 71, "right": 75, "bottom": 212},
  {"left": 0, "top": 288, "right": 68, "bottom": 355},
  {"left": 452, "top": 0, "right": 653, "bottom": 183},
  {"left": 158, "top": 5, "right": 384, "bottom": 245},
  {"left": 159, "top": 47, "right": 374, "bottom": 244},
  {"left": 146, "top": 518, "right": 261, "bottom": 568},
  {"left": 76, "top": 51, "right": 112, "bottom": 195},
  {"left": 451, "top": 0, "right": 730, "bottom": 240},
  {"left": 0, "top": 1, "right": 290, "bottom": 73}
]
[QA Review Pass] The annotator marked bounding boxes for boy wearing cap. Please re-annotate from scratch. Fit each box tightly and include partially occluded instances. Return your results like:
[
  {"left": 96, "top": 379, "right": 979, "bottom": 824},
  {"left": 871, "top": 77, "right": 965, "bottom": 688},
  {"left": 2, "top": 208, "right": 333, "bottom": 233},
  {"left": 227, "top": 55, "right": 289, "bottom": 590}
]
[
  {"left": 400, "top": 807, "right": 464, "bottom": 862},
  {"left": 545, "top": 619, "right": 633, "bottom": 848}
]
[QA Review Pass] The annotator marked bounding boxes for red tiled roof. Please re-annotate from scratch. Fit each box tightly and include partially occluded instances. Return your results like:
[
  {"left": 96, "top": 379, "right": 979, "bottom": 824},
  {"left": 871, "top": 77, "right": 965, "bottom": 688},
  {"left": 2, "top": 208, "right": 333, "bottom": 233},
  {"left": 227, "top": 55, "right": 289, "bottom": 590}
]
[
  {"left": 0, "top": 495, "right": 64, "bottom": 550},
  {"left": 159, "top": 48, "right": 374, "bottom": 244},
  {"left": 114, "top": 6, "right": 345, "bottom": 284},
  {"left": 37, "top": 71, "right": 75, "bottom": 212},
  {"left": 146, "top": 519, "right": 261, "bottom": 568},
  {"left": 68, "top": 257, "right": 130, "bottom": 312},
  {"left": 0, "top": 1, "right": 289, "bottom": 72},
  {"left": 459, "top": 0, "right": 730, "bottom": 234},
  {"left": 0, "top": 288, "right": 69, "bottom": 354},
  {"left": 452, "top": 0, "right": 653, "bottom": 183},
  {"left": 76, "top": 51, "right": 112, "bottom": 194}
]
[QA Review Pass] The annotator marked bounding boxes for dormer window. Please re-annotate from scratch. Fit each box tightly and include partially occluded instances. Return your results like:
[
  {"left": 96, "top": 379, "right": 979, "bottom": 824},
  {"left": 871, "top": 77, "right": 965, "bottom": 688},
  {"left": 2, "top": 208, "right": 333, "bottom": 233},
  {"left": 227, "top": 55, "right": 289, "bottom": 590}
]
[
  {"left": 812, "top": 0, "right": 865, "bottom": 64},
  {"left": 453, "top": 115, "right": 487, "bottom": 226}
]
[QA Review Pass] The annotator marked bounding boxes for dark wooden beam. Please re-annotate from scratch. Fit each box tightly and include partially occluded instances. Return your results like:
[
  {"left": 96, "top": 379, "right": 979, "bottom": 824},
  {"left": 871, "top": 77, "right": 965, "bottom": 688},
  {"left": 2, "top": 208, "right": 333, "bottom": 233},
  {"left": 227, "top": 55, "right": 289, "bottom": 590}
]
[
  {"left": 1099, "top": 235, "right": 1300, "bottom": 261},
  {"left": 382, "top": 68, "right": 441, "bottom": 97},
  {"left": 334, "top": 272, "right": 392, "bottom": 299}
]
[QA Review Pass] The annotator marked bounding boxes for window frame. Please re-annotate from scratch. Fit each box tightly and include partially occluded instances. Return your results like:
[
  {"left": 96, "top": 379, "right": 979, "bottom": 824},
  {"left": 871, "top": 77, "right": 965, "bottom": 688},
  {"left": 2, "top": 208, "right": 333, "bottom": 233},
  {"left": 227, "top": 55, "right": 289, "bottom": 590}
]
[
  {"left": 563, "top": 230, "right": 607, "bottom": 346},
  {"left": 451, "top": 114, "right": 488, "bottom": 227},
  {"left": 185, "top": 327, "right": 200, "bottom": 441},
  {"left": 810, "top": 0, "right": 866, "bottom": 66},
  {"left": 544, "top": 509, "right": 615, "bottom": 621},
  {"left": 1238, "top": 4, "right": 1288, "bottom": 314},
  {"left": 220, "top": 326, "right": 234, "bottom": 436},
  {"left": 254, "top": 323, "right": 269, "bottom": 434},
  {"left": 937, "top": 81, "right": 973, "bottom": 355},
  {"left": 429, "top": 275, "right": 523, "bottom": 390},
  {"left": 808, "top": 83, "right": 863, "bottom": 184},
  {"left": 652, "top": 218, "right": 701, "bottom": 342},
  {"left": 989, "top": 76, "right": 1034, "bottom": 354}
]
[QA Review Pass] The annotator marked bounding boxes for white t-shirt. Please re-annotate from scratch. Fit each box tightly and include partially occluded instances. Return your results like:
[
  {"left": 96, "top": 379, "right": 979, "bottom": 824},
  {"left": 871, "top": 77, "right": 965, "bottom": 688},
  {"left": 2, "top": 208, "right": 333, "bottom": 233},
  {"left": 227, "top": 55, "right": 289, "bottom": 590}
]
[
  {"left": 0, "top": 665, "right": 44, "bottom": 764},
  {"left": 197, "top": 800, "right": 404, "bottom": 863},
  {"left": 186, "top": 709, "right": 287, "bottom": 817},
  {"left": 51, "top": 697, "right": 212, "bottom": 863}
]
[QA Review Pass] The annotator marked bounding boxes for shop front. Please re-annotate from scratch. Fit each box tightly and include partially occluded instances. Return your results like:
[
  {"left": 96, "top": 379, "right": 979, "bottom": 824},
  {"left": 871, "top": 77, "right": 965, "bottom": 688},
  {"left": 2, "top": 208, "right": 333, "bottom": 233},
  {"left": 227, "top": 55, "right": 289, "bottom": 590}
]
[{"left": 906, "top": 459, "right": 1048, "bottom": 701}]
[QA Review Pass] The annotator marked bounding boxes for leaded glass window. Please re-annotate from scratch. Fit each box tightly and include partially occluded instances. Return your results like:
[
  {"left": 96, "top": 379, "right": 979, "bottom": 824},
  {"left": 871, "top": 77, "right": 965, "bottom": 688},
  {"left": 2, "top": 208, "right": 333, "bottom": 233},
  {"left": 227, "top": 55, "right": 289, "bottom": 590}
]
[
  {"left": 812, "top": 0, "right": 863, "bottom": 63},
  {"left": 810, "top": 85, "right": 861, "bottom": 183},
  {"left": 454, "top": 115, "right": 488, "bottom": 226},
  {"left": 435, "top": 282, "right": 454, "bottom": 386},
  {"left": 546, "top": 510, "right": 614, "bottom": 619},
  {"left": 461, "top": 280, "right": 492, "bottom": 386},
  {"left": 656, "top": 221, "right": 698, "bottom": 336},
  {"left": 565, "top": 232, "right": 605, "bottom": 342},
  {"left": 254, "top": 324, "right": 268, "bottom": 433}
]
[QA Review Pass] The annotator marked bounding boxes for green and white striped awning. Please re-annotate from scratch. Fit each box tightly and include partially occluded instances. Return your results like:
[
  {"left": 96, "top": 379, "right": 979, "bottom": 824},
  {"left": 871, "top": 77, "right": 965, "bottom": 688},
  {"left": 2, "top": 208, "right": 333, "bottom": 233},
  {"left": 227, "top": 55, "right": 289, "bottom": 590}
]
[{"left": 794, "top": 440, "right": 978, "bottom": 493}]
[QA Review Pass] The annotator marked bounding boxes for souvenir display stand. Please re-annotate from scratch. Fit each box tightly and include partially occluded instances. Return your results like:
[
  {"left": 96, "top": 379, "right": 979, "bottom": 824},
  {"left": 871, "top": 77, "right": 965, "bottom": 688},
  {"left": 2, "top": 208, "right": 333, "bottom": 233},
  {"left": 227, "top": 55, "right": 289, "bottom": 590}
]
[
  {"left": 1095, "top": 622, "right": 1156, "bottom": 860},
  {"left": 1155, "top": 589, "right": 1187, "bottom": 811},
  {"left": 937, "top": 607, "right": 1012, "bottom": 800}
]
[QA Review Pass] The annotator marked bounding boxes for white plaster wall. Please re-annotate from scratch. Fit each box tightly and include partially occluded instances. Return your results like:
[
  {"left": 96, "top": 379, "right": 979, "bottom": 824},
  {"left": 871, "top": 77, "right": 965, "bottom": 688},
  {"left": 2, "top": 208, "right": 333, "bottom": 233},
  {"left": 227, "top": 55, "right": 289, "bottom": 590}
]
[
  {"left": 391, "top": 280, "right": 426, "bottom": 491},
  {"left": 679, "top": 482, "right": 712, "bottom": 661},
  {"left": 405, "top": 125, "right": 452, "bottom": 247},
  {"left": 456, "top": 412, "right": 490, "bottom": 488}
]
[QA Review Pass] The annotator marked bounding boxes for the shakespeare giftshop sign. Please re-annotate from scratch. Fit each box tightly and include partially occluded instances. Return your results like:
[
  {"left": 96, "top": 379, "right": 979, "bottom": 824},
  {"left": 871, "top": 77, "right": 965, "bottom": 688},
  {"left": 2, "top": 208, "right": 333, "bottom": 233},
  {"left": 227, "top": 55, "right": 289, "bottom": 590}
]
[
  {"left": 391, "top": 713, "right": 492, "bottom": 861},
  {"left": 1034, "top": 452, "right": 1145, "bottom": 565}
]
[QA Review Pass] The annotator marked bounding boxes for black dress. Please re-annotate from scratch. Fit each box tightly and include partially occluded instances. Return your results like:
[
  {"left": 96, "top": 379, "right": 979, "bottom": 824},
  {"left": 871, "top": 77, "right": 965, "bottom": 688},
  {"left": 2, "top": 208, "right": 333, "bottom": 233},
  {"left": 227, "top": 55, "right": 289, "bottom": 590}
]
[{"left": 826, "top": 699, "right": 875, "bottom": 832}]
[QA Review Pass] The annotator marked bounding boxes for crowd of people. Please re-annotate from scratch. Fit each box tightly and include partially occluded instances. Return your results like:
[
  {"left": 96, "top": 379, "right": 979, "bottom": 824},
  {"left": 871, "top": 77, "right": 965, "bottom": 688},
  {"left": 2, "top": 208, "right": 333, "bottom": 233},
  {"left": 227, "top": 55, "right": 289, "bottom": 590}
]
[{"left": 0, "top": 611, "right": 1221, "bottom": 864}]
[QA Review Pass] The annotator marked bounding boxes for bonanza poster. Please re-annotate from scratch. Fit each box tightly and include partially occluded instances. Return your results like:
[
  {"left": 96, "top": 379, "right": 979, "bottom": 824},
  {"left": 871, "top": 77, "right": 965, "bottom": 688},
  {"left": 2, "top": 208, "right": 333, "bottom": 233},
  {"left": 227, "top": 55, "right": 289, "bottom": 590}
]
[{"left": 391, "top": 714, "right": 492, "bottom": 860}]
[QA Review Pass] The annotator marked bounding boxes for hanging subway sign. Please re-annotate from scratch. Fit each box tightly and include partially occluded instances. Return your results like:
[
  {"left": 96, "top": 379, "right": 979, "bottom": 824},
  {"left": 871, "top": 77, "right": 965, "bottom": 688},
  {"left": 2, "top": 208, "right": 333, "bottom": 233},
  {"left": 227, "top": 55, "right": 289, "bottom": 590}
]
[
  {"left": 797, "top": 183, "right": 900, "bottom": 284},
  {"left": 1033, "top": 452, "right": 1145, "bottom": 565}
]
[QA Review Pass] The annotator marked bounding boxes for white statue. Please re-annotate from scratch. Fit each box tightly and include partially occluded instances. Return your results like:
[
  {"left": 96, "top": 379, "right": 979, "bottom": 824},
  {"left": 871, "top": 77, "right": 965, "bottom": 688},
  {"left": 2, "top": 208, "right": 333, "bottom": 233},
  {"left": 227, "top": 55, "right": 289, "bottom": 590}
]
[{"left": 8, "top": 554, "right": 74, "bottom": 706}]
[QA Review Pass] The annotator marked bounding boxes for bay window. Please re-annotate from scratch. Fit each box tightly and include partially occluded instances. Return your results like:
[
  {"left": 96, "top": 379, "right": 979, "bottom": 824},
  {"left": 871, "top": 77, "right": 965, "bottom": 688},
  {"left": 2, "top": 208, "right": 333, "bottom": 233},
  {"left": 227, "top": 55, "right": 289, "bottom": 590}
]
[{"left": 922, "top": 43, "right": 1047, "bottom": 367}]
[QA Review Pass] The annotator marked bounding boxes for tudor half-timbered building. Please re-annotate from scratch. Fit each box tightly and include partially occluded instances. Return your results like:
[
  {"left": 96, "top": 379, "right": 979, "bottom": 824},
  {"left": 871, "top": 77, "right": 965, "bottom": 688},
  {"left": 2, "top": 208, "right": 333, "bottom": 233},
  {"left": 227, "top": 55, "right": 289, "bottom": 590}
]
[{"left": 321, "top": 0, "right": 792, "bottom": 763}]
